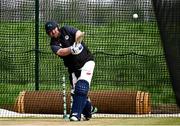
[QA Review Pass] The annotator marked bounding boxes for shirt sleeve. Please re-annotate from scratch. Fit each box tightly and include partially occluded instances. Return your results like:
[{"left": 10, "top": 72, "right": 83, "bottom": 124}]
[
  {"left": 64, "top": 25, "right": 78, "bottom": 35},
  {"left": 51, "top": 45, "right": 61, "bottom": 54}
]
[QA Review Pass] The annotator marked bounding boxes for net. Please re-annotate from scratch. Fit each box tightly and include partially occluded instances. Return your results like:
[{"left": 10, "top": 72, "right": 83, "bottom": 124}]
[{"left": 0, "top": 0, "right": 180, "bottom": 117}]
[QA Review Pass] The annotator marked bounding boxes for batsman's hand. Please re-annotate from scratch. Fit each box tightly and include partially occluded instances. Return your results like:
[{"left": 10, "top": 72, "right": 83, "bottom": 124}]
[{"left": 70, "top": 42, "right": 84, "bottom": 55}]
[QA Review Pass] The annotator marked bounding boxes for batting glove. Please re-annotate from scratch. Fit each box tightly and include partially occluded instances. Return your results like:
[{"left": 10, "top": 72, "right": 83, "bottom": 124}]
[{"left": 70, "top": 43, "right": 84, "bottom": 55}]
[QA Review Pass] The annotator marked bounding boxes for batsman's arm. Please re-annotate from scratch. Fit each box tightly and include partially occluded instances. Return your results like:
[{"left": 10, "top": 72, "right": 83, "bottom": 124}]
[
  {"left": 56, "top": 43, "right": 83, "bottom": 56},
  {"left": 75, "top": 30, "right": 85, "bottom": 44},
  {"left": 56, "top": 48, "right": 71, "bottom": 56}
]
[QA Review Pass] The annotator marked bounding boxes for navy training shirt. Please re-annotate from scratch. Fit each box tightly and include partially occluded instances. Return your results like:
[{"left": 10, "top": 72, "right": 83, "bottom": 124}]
[{"left": 50, "top": 25, "right": 94, "bottom": 73}]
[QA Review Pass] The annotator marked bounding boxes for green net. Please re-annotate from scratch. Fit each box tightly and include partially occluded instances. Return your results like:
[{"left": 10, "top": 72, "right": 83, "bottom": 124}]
[{"left": 0, "top": 0, "right": 179, "bottom": 117}]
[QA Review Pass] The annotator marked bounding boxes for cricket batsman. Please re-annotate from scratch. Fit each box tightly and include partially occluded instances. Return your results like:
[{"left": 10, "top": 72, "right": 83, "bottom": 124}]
[{"left": 45, "top": 21, "right": 97, "bottom": 121}]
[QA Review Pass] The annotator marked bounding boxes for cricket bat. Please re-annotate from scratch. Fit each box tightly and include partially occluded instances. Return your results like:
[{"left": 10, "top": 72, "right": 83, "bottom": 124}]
[{"left": 75, "top": 32, "right": 85, "bottom": 44}]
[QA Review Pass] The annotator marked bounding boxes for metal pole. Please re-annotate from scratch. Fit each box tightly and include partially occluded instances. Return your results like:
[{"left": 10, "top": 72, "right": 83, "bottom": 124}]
[
  {"left": 35, "top": 0, "right": 39, "bottom": 90},
  {"left": 62, "top": 75, "right": 69, "bottom": 119}
]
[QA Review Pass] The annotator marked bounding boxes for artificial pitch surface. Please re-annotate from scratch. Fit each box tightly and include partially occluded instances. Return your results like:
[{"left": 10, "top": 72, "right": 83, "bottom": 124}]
[
  {"left": 0, "top": 117, "right": 180, "bottom": 126},
  {"left": 1, "top": 109, "right": 180, "bottom": 126}
]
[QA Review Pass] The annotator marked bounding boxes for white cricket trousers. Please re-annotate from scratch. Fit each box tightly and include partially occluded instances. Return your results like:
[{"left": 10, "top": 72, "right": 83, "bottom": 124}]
[{"left": 71, "top": 60, "right": 95, "bottom": 90}]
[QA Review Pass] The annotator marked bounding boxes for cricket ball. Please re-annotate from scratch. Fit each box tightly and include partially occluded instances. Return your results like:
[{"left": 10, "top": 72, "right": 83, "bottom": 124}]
[{"left": 133, "top": 13, "right": 138, "bottom": 19}]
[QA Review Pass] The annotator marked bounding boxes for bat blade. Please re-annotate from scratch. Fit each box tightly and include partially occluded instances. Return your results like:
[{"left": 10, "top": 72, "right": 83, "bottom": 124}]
[{"left": 76, "top": 32, "right": 85, "bottom": 44}]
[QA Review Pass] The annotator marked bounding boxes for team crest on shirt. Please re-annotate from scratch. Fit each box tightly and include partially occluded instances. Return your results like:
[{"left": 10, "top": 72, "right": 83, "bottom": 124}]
[{"left": 65, "top": 35, "right": 69, "bottom": 40}]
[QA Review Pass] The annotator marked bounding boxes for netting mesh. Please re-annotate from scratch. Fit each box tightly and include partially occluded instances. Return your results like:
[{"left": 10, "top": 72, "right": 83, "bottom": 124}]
[{"left": 0, "top": 0, "right": 180, "bottom": 117}]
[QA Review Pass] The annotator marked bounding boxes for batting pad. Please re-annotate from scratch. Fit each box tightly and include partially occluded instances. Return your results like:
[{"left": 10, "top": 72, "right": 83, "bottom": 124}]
[{"left": 14, "top": 90, "right": 151, "bottom": 114}]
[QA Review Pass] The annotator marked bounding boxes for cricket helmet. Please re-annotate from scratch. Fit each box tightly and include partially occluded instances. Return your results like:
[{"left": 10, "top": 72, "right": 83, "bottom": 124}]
[{"left": 45, "top": 21, "right": 58, "bottom": 34}]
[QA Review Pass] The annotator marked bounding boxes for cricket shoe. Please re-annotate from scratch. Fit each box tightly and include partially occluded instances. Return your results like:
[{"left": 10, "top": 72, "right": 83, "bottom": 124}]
[
  {"left": 69, "top": 116, "right": 80, "bottom": 121},
  {"left": 83, "top": 106, "right": 98, "bottom": 121},
  {"left": 91, "top": 106, "right": 98, "bottom": 114}
]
